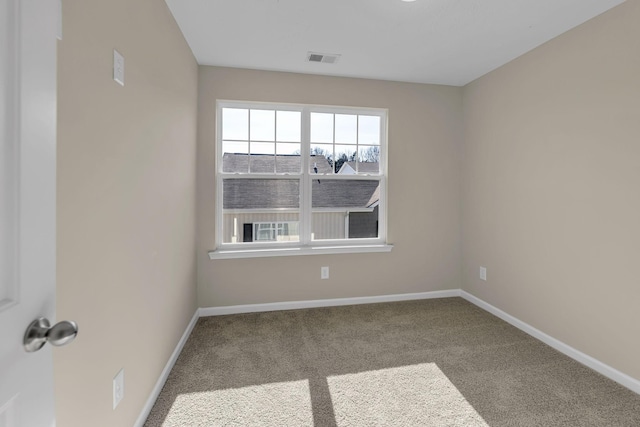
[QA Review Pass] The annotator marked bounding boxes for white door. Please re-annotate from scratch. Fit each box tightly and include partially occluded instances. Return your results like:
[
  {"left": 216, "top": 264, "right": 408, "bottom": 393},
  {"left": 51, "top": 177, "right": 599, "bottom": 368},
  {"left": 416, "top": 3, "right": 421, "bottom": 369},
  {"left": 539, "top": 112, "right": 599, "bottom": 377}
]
[{"left": 1, "top": 0, "right": 64, "bottom": 426}]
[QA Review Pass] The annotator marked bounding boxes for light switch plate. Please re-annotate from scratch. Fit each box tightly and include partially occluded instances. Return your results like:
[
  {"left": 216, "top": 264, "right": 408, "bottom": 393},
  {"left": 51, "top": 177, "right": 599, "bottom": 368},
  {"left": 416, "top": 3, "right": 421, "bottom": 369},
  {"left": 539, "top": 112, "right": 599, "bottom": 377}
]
[
  {"left": 113, "top": 49, "right": 124, "bottom": 86},
  {"left": 113, "top": 368, "right": 124, "bottom": 409}
]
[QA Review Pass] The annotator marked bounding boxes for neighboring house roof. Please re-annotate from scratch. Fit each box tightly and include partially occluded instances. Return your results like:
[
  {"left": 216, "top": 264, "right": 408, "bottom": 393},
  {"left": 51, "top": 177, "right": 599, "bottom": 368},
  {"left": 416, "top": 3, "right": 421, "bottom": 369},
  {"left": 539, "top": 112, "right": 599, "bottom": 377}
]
[
  {"left": 366, "top": 185, "right": 380, "bottom": 208},
  {"left": 338, "top": 162, "right": 379, "bottom": 175},
  {"left": 222, "top": 153, "right": 380, "bottom": 210},
  {"left": 222, "top": 153, "right": 327, "bottom": 174},
  {"left": 337, "top": 163, "right": 356, "bottom": 174},
  {"left": 310, "top": 156, "right": 333, "bottom": 174}
]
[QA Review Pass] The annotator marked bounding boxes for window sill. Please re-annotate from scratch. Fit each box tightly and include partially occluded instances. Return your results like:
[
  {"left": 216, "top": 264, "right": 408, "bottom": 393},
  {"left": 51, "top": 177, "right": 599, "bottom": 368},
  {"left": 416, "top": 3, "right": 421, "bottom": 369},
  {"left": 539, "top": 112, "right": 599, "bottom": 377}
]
[{"left": 208, "top": 244, "right": 393, "bottom": 260}]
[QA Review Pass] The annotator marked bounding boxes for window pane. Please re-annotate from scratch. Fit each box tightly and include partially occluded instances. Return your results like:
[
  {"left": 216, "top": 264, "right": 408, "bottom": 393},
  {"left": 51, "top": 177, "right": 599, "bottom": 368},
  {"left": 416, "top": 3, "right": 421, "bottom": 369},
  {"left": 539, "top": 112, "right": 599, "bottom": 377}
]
[
  {"left": 334, "top": 145, "right": 357, "bottom": 174},
  {"left": 310, "top": 113, "right": 334, "bottom": 143},
  {"left": 310, "top": 144, "right": 333, "bottom": 174},
  {"left": 335, "top": 114, "right": 357, "bottom": 144},
  {"left": 276, "top": 111, "right": 301, "bottom": 142},
  {"left": 276, "top": 143, "right": 300, "bottom": 155},
  {"left": 357, "top": 146, "right": 380, "bottom": 174},
  {"left": 249, "top": 142, "right": 275, "bottom": 173},
  {"left": 311, "top": 179, "right": 380, "bottom": 240},
  {"left": 222, "top": 142, "right": 249, "bottom": 173},
  {"left": 251, "top": 142, "right": 275, "bottom": 154},
  {"left": 253, "top": 221, "right": 300, "bottom": 242},
  {"left": 222, "top": 108, "right": 248, "bottom": 140},
  {"left": 358, "top": 115, "right": 381, "bottom": 145},
  {"left": 250, "top": 109, "right": 275, "bottom": 141},
  {"left": 223, "top": 140, "right": 248, "bottom": 155},
  {"left": 219, "top": 102, "right": 386, "bottom": 248},
  {"left": 223, "top": 215, "right": 300, "bottom": 244},
  {"left": 249, "top": 155, "right": 275, "bottom": 173},
  {"left": 223, "top": 179, "right": 299, "bottom": 209},
  {"left": 275, "top": 155, "right": 301, "bottom": 174},
  {"left": 274, "top": 143, "right": 301, "bottom": 173},
  {"left": 222, "top": 179, "right": 300, "bottom": 243}
]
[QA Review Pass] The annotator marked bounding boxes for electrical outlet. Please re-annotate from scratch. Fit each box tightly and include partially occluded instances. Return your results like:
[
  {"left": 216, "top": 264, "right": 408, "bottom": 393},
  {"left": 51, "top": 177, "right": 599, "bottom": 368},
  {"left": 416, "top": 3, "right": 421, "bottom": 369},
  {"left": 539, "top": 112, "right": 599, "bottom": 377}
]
[
  {"left": 321, "top": 266, "right": 329, "bottom": 280},
  {"left": 479, "top": 266, "right": 487, "bottom": 281},
  {"left": 113, "top": 368, "right": 124, "bottom": 409}
]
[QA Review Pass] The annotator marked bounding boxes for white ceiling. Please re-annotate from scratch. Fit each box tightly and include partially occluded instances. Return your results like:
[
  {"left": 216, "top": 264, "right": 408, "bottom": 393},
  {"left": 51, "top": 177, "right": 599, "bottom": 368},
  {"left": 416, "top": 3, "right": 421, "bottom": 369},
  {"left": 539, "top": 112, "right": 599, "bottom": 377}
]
[{"left": 165, "top": 0, "right": 625, "bottom": 87}]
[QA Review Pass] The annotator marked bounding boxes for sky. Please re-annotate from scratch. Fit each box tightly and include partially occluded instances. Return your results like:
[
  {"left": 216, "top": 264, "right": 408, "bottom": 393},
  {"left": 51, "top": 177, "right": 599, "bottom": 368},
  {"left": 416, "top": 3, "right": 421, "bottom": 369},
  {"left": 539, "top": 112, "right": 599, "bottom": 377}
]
[{"left": 222, "top": 108, "right": 380, "bottom": 161}]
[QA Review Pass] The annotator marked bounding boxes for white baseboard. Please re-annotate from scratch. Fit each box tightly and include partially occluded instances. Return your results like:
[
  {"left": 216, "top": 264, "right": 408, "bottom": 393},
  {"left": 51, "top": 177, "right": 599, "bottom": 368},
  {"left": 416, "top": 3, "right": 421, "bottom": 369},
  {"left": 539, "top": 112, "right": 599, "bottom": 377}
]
[
  {"left": 460, "top": 290, "right": 640, "bottom": 395},
  {"left": 138, "top": 288, "right": 639, "bottom": 426},
  {"left": 134, "top": 309, "right": 199, "bottom": 427},
  {"left": 198, "top": 289, "right": 461, "bottom": 317}
]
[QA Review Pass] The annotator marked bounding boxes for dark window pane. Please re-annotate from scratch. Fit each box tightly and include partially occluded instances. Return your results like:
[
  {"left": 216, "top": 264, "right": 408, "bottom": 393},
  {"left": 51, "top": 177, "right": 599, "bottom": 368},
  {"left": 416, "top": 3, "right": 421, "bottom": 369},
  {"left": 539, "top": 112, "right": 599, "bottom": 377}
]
[
  {"left": 348, "top": 207, "right": 379, "bottom": 238},
  {"left": 243, "top": 223, "right": 253, "bottom": 242}
]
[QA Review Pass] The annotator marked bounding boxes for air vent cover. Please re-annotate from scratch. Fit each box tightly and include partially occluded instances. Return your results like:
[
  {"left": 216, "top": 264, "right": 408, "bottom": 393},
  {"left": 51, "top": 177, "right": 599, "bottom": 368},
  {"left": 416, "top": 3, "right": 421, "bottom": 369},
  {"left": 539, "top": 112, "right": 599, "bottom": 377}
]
[{"left": 307, "top": 52, "right": 341, "bottom": 64}]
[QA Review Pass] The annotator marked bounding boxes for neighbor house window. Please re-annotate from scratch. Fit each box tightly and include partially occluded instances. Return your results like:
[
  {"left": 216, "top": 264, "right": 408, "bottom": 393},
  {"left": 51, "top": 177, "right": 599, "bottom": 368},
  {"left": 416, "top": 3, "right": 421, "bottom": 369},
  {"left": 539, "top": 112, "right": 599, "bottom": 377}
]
[
  {"left": 215, "top": 100, "right": 387, "bottom": 252},
  {"left": 252, "top": 221, "right": 299, "bottom": 242}
]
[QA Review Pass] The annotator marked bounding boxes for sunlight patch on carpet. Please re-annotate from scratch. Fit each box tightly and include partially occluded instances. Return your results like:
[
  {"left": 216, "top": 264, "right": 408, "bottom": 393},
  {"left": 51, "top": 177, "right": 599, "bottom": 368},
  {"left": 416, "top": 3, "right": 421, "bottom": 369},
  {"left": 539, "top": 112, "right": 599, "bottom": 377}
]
[
  {"left": 165, "top": 380, "right": 313, "bottom": 426},
  {"left": 327, "top": 363, "right": 489, "bottom": 427}
]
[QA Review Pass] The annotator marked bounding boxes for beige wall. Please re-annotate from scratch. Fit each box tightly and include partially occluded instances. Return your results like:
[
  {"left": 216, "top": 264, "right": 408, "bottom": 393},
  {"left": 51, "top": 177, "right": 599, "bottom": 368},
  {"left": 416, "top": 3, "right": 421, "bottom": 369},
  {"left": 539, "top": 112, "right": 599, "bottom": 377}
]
[
  {"left": 198, "top": 67, "right": 463, "bottom": 307},
  {"left": 53, "top": 0, "right": 640, "bottom": 422},
  {"left": 55, "top": 0, "right": 198, "bottom": 426},
  {"left": 462, "top": 0, "right": 640, "bottom": 381}
]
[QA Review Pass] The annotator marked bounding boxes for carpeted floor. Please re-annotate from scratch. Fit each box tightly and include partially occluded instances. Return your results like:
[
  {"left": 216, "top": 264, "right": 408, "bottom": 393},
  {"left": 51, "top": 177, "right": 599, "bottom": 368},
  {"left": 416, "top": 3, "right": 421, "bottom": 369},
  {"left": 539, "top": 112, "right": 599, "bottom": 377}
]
[{"left": 144, "top": 298, "right": 640, "bottom": 426}]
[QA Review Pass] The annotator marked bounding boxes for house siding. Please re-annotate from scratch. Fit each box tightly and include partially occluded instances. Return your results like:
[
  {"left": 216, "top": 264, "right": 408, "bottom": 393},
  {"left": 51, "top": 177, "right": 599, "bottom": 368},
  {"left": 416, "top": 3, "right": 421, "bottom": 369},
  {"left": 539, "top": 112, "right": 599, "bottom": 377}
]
[{"left": 223, "top": 211, "right": 350, "bottom": 242}]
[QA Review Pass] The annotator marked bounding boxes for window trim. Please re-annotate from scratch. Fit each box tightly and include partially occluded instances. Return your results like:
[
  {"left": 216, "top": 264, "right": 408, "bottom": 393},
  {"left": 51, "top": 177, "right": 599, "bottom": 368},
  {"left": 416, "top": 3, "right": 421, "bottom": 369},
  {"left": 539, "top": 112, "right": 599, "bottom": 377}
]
[
  {"left": 212, "top": 100, "right": 390, "bottom": 258},
  {"left": 209, "top": 243, "right": 393, "bottom": 260}
]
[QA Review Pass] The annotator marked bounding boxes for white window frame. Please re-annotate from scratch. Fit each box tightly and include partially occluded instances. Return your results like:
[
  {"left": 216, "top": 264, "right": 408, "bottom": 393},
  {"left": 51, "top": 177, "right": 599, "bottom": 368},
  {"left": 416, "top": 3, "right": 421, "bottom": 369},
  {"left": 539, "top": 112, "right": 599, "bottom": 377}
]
[{"left": 210, "top": 100, "right": 392, "bottom": 259}]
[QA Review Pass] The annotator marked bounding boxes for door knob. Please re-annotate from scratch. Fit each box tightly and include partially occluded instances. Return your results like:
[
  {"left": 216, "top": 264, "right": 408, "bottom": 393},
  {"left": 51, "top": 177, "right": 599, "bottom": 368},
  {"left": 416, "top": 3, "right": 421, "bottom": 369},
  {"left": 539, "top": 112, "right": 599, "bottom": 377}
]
[{"left": 24, "top": 317, "right": 78, "bottom": 352}]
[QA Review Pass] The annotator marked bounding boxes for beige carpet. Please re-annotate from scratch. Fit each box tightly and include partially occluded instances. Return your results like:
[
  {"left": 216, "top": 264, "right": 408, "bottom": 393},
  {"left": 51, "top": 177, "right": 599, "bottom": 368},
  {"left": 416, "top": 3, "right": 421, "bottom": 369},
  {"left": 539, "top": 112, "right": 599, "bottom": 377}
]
[{"left": 145, "top": 298, "right": 640, "bottom": 426}]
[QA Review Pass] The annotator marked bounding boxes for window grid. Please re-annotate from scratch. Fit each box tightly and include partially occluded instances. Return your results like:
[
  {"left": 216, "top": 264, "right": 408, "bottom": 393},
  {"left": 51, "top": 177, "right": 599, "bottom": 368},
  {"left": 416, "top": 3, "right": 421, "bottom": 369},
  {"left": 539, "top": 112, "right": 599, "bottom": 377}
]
[{"left": 216, "top": 101, "right": 387, "bottom": 250}]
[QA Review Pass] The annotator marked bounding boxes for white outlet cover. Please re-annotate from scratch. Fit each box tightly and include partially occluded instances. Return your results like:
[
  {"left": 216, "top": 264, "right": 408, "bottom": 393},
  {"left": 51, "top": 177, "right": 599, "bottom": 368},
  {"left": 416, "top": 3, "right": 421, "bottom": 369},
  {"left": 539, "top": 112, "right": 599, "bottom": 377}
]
[
  {"left": 113, "top": 49, "right": 124, "bottom": 86},
  {"left": 113, "top": 368, "right": 124, "bottom": 409},
  {"left": 321, "top": 266, "right": 329, "bottom": 279},
  {"left": 479, "top": 267, "right": 487, "bottom": 281}
]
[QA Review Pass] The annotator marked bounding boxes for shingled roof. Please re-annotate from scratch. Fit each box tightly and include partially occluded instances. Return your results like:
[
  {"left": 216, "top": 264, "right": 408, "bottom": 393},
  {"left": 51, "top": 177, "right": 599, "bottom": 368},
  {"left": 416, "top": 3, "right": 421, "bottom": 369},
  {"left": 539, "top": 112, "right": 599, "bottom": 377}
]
[
  {"left": 338, "top": 161, "right": 380, "bottom": 174},
  {"left": 222, "top": 154, "right": 380, "bottom": 210}
]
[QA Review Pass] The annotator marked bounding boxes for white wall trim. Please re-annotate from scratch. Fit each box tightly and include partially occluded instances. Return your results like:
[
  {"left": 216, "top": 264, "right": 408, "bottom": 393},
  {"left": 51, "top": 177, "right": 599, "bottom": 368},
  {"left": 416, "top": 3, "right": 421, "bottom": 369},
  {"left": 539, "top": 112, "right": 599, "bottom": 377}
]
[
  {"left": 199, "top": 289, "right": 461, "bottom": 316},
  {"left": 134, "top": 309, "right": 200, "bottom": 427},
  {"left": 460, "top": 290, "right": 640, "bottom": 395}
]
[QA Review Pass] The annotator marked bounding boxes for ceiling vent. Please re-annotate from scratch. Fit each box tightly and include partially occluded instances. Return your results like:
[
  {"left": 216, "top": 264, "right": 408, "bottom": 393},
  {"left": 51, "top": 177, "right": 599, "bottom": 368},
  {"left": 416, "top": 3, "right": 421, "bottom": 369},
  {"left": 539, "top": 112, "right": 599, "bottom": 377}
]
[{"left": 307, "top": 52, "right": 341, "bottom": 64}]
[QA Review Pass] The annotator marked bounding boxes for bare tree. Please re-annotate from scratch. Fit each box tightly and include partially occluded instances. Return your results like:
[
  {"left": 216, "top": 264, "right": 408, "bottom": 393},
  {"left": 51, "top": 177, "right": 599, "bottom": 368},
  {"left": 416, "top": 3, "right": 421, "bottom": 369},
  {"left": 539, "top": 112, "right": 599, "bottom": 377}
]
[{"left": 359, "top": 146, "right": 380, "bottom": 163}]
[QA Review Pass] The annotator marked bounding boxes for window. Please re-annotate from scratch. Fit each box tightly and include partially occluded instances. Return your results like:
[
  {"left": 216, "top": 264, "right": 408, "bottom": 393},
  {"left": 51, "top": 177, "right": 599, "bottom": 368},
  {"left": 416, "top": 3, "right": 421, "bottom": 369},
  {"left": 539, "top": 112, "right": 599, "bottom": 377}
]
[
  {"left": 214, "top": 100, "right": 389, "bottom": 257},
  {"left": 253, "top": 222, "right": 299, "bottom": 242}
]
